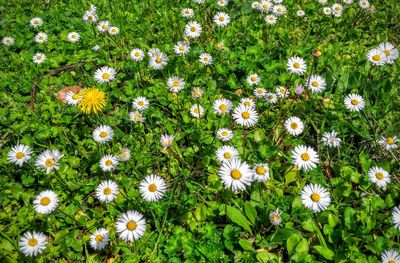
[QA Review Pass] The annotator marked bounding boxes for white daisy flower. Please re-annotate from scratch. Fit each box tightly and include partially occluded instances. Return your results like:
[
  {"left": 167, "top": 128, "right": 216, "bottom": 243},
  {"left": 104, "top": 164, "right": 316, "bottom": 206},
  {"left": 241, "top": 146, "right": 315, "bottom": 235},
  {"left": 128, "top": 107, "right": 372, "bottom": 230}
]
[
  {"left": 2, "top": 36, "right": 15, "bottom": 46},
  {"left": 167, "top": 76, "right": 185, "bottom": 93},
  {"left": 93, "top": 45, "right": 100, "bottom": 51},
  {"left": 34, "top": 32, "right": 48, "bottom": 44},
  {"left": 254, "top": 87, "right": 267, "bottom": 98},
  {"left": 276, "top": 86, "right": 290, "bottom": 98},
  {"left": 378, "top": 42, "right": 399, "bottom": 64},
  {"left": 108, "top": 26, "right": 119, "bottom": 35},
  {"left": 116, "top": 210, "right": 146, "bottom": 242},
  {"left": 259, "top": 0, "right": 273, "bottom": 12},
  {"left": 301, "top": 184, "right": 331, "bottom": 212},
  {"left": 219, "top": 158, "right": 253, "bottom": 191},
  {"left": 323, "top": 7, "right": 332, "bottom": 15},
  {"left": 129, "top": 111, "right": 145, "bottom": 123},
  {"left": 33, "top": 190, "right": 58, "bottom": 214},
  {"left": 149, "top": 52, "right": 168, "bottom": 70},
  {"left": 193, "top": 0, "right": 205, "bottom": 3},
  {"left": 273, "top": 4, "right": 287, "bottom": 16},
  {"left": 33, "top": 52, "right": 46, "bottom": 64},
  {"left": 19, "top": 231, "right": 47, "bottom": 256},
  {"left": 93, "top": 125, "right": 114, "bottom": 143},
  {"left": 83, "top": 11, "right": 98, "bottom": 23},
  {"left": 181, "top": 8, "right": 194, "bottom": 18},
  {"left": 273, "top": 0, "right": 282, "bottom": 3},
  {"left": 331, "top": 3, "right": 343, "bottom": 17},
  {"left": 251, "top": 1, "right": 260, "bottom": 9},
  {"left": 318, "top": 0, "right": 328, "bottom": 4},
  {"left": 368, "top": 166, "right": 391, "bottom": 189},
  {"left": 265, "top": 92, "right": 278, "bottom": 104},
  {"left": 292, "top": 145, "right": 319, "bottom": 171},
  {"left": 130, "top": 48, "right": 145, "bottom": 61},
  {"left": 99, "top": 154, "right": 119, "bottom": 172},
  {"left": 216, "top": 145, "right": 239, "bottom": 163},
  {"left": 343, "top": 0, "right": 353, "bottom": 4},
  {"left": 132, "top": 96, "right": 149, "bottom": 111},
  {"left": 96, "top": 180, "right": 119, "bottom": 203},
  {"left": 246, "top": 73, "right": 261, "bottom": 86},
  {"left": 90, "top": 228, "right": 110, "bottom": 250},
  {"left": 67, "top": 32, "right": 80, "bottom": 43},
  {"left": 30, "top": 17, "right": 43, "bottom": 28},
  {"left": 381, "top": 250, "right": 400, "bottom": 263},
  {"left": 269, "top": 208, "right": 282, "bottom": 226},
  {"left": 174, "top": 41, "right": 190, "bottom": 55},
  {"left": 199, "top": 53, "right": 213, "bottom": 65},
  {"left": 160, "top": 134, "right": 174, "bottom": 149},
  {"left": 233, "top": 105, "right": 259, "bottom": 127},
  {"left": 240, "top": 97, "right": 255, "bottom": 107},
  {"left": 65, "top": 91, "right": 81, "bottom": 105},
  {"left": 392, "top": 206, "right": 400, "bottom": 231},
  {"left": 367, "top": 48, "right": 386, "bottom": 65},
  {"left": 35, "top": 150, "right": 63, "bottom": 174},
  {"left": 94, "top": 66, "right": 116, "bottom": 84},
  {"left": 7, "top": 144, "right": 32, "bottom": 166},
  {"left": 213, "top": 12, "right": 230, "bottom": 27},
  {"left": 287, "top": 56, "right": 307, "bottom": 75},
  {"left": 148, "top": 48, "right": 161, "bottom": 58},
  {"left": 379, "top": 136, "right": 399, "bottom": 151},
  {"left": 307, "top": 75, "right": 326, "bottom": 93},
  {"left": 253, "top": 163, "right": 270, "bottom": 182},
  {"left": 321, "top": 131, "right": 342, "bottom": 148},
  {"left": 97, "top": 21, "right": 110, "bottom": 32},
  {"left": 184, "top": 21, "right": 202, "bottom": 38},
  {"left": 265, "top": 15, "right": 278, "bottom": 25},
  {"left": 217, "top": 0, "right": 229, "bottom": 7},
  {"left": 284, "top": 117, "right": 304, "bottom": 136},
  {"left": 190, "top": 104, "right": 204, "bottom": 118},
  {"left": 119, "top": 148, "right": 131, "bottom": 161},
  {"left": 139, "top": 174, "right": 167, "bottom": 202},
  {"left": 358, "top": 0, "right": 370, "bottom": 9},
  {"left": 344, "top": 94, "right": 365, "bottom": 112},
  {"left": 297, "top": 10, "right": 305, "bottom": 17},
  {"left": 216, "top": 128, "right": 233, "bottom": 142},
  {"left": 213, "top": 98, "right": 232, "bottom": 115},
  {"left": 192, "top": 87, "right": 203, "bottom": 98}
]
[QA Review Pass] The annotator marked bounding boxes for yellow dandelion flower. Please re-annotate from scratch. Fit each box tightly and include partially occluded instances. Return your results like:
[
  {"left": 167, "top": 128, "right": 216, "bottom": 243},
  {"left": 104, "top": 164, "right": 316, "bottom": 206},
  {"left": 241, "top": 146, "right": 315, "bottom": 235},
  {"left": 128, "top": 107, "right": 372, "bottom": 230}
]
[{"left": 78, "top": 88, "right": 107, "bottom": 114}]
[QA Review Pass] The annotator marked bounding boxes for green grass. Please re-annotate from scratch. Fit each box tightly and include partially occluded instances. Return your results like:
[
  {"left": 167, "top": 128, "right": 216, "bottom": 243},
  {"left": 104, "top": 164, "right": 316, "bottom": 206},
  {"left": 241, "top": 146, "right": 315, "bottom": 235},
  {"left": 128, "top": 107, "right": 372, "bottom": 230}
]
[{"left": 1, "top": 0, "right": 400, "bottom": 262}]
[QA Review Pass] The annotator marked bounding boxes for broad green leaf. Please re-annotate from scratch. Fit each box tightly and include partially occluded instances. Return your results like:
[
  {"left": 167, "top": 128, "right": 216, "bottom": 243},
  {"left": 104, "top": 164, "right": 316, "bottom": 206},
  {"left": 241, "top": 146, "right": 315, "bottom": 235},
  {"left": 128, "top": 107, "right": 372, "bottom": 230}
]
[{"left": 226, "top": 206, "right": 252, "bottom": 234}]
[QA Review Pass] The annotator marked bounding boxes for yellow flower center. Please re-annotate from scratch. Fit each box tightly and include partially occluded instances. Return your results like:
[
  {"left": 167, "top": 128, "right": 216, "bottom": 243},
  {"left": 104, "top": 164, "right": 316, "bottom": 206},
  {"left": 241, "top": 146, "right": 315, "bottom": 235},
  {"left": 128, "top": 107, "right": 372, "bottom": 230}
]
[
  {"left": 219, "top": 17, "right": 225, "bottom": 22},
  {"left": 71, "top": 35, "right": 76, "bottom": 39},
  {"left": 103, "top": 187, "right": 112, "bottom": 195},
  {"left": 257, "top": 89, "right": 263, "bottom": 94},
  {"left": 39, "top": 36, "right": 44, "bottom": 40},
  {"left": 241, "top": 111, "right": 250, "bottom": 119},
  {"left": 335, "top": 7, "right": 340, "bottom": 11},
  {"left": 16, "top": 152, "right": 25, "bottom": 159},
  {"left": 223, "top": 152, "right": 231, "bottom": 159},
  {"left": 375, "top": 172, "right": 384, "bottom": 180},
  {"left": 386, "top": 137, "right": 394, "bottom": 145},
  {"left": 351, "top": 99, "right": 359, "bottom": 105},
  {"left": 155, "top": 57, "right": 162, "bottom": 63},
  {"left": 185, "top": 10, "right": 190, "bottom": 14},
  {"left": 34, "top": 20, "right": 39, "bottom": 25},
  {"left": 301, "top": 153, "right": 310, "bottom": 161},
  {"left": 268, "top": 95, "right": 274, "bottom": 99},
  {"left": 28, "top": 238, "right": 38, "bottom": 247},
  {"left": 293, "top": 63, "right": 300, "bottom": 69},
  {"left": 99, "top": 131, "right": 107, "bottom": 138},
  {"left": 280, "top": 88, "right": 286, "bottom": 94},
  {"left": 45, "top": 158, "right": 55, "bottom": 168},
  {"left": 193, "top": 90, "right": 201, "bottom": 97},
  {"left": 88, "top": 15, "right": 93, "bottom": 20},
  {"left": 231, "top": 169, "right": 241, "bottom": 179},
  {"left": 221, "top": 131, "right": 228, "bottom": 137},
  {"left": 148, "top": 183, "right": 157, "bottom": 192},
  {"left": 216, "top": 43, "right": 223, "bottom": 49},
  {"left": 134, "top": 52, "right": 140, "bottom": 57},
  {"left": 111, "top": 29, "right": 116, "bottom": 33},
  {"left": 251, "top": 76, "right": 257, "bottom": 82},
  {"left": 263, "top": 4, "right": 268, "bottom": 8},
  {"left": 384, "top": 50, "right": 390, "bottom": 56},
  {"left": 102, "top": 25, "right": 107, "bottom": 29},
  {"left": 126, "top": 221, "right": 137, "bottom": 231},
  {"left": 102, "top": 73, "right": 110, "bottom": 80},
  {"left": 256, "top": 166, "right": 266, "bottom": 175},
  {"left": 37, "top": 55, "right": 42, "bottom": 60},
  {"left": 105, "top": 160, "right": 113, "bottom": 166},
  {"left": 179, "top": 46, "right": 185, "bottom": 51},
  {"left": 190, "top": 26, "right": 196, "bottom": 32},
  {"left": 277, "top": 8, "right": 282, "bottom": 12},
  {"left": 271, "top": 214, "right": 280, "bottom": 222},
  {"left": 372, "top": 55, "right": 380, "bottom": 61},
  {"left": 172, "top": 80, "right": 180, "bottom": 87},
  {"left": 311, "top": 193, "right": 320, "bottom": 202},
  {"left": 290, "top": 122, "right": 298, "bottom": 129},
  {"left": 138, "top": 101, "right": 144, "bottom": 106},
  {"left": 312, "top": 81, "right": 319, "bottom": 87},
  {"left": 219, "top": 104, "right": 227, "bottom": 111},
  {"left": 388, "top": 260, "right": 395, "bottom": 263},
  {"left": 193, "top": 107, "right": 200, "bottom": 114},
  {"left": 40, "top": 197, "right": 51, "bottom": 206},
  {"left": 133, "top": 113, "right": 141, "bottom": 121},
  {"left": 95, "top": 234, "right": 103, "bottom": 242},
  {"left": 203, "top": 57, "right": 209, "bottom": 61}
]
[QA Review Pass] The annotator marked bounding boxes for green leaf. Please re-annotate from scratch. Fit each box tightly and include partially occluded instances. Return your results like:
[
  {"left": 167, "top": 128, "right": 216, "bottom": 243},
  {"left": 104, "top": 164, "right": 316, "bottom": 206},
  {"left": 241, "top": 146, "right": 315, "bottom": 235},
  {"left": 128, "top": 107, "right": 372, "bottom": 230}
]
[
  {"left": 287, "top": 234, "right": 301, "bottom": 255},
  {"left": 244, "top": 201, "right": 257, "bottom": 225},
  {"left": 256, "top": 250, "right": 279, "bottom": 263},
  {"left": 314, "top": 245, "right": 334, "bottom": 260},
  {"left": 194, "top": 204, "right": 207, "bottom": 221},
  {"left": 239, "top": 239, "right": 253, "bottom": 251},
  {"left": 226, "top": 206, "right": 252, "bottom": 234}
]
